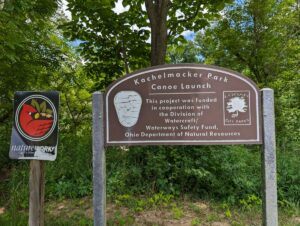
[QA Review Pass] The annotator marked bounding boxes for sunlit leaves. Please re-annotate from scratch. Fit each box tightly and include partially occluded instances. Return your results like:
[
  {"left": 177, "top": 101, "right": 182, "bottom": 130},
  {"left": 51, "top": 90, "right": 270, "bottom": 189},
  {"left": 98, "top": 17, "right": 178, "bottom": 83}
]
[
  {"left": 62, "top": 0, "right": 232, "bottom": 86},
  {"left": 195, "top": 0, "right": 300, "bottom": 149}
]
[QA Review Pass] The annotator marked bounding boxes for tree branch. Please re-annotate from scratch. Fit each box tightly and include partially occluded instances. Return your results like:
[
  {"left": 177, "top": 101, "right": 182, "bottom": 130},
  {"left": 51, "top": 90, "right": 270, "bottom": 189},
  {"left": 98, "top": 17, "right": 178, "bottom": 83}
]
[
  {"left": 145, "top": 0, "right": 155, "bottom": 23},
  {"left": 234, "top": 52, "right": 261, "bottom": 83},
  {"left": 121, "top": 35, "right": 130, "bottom": 74},
  {"left": 178, "top": 1, "right": 202, "bottom": 24},
  {"left": 64, "top": 93, "right": 78, "bottom": 129},
  {"left": 168, "top": 1, "right": 202, "bottom": 37}
]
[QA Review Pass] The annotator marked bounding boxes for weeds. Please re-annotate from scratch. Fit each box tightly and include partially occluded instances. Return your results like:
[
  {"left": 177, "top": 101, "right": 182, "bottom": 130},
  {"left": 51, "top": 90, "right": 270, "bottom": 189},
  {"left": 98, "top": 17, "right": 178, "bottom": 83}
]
[
  {"left": 114, "top": 192, "right": 174, "bottom": 212},
  {"left": 171, "top": 204, "right": 184, "bottom": 219}
]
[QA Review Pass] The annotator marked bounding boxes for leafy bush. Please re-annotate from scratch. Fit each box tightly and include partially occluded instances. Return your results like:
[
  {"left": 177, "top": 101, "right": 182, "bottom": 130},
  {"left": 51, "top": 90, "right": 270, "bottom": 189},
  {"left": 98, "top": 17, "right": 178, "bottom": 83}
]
[
  {"left": 46, "top": 130, "right": 93, "bottom": 199},
  {"left": 106, "top": 145, "right": 262, "bottom": 202},
  {"left": 1, "top": 120, "right": 299, "bottom": 212},
  {"left": 277, "top": 151, "right": 300, "bottom": 204}
]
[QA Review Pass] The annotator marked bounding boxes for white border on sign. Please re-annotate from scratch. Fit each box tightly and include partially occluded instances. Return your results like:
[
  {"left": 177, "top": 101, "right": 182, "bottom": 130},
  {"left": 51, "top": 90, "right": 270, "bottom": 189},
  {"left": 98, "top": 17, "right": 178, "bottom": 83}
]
[{"left": 106, "top": 66, "right": 260, "bottom": 144}]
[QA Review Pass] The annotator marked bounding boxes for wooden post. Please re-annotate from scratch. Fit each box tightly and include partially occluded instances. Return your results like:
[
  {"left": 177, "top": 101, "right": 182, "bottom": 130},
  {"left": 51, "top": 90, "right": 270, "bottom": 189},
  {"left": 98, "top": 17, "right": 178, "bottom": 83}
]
[
  {"left": 92, "top": 92, "right": 106, "bottom": 226},
  {"left": 29, "top": 160, "right": 45, "bottom": 226},
  {"left": 261, "top": 88, "right": 278, "bottom": 226}
]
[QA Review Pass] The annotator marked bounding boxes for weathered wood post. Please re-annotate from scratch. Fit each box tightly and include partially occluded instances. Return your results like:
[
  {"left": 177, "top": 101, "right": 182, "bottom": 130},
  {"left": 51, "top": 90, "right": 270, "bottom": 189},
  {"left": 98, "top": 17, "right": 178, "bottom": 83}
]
[
  {"left": 92, "top": 92, "right": 106, "bottom": 226},
  {"left": 261, "top": 88, "right": 278, "bottom": 226},
  {"left": 29, "top": 160, "right": 45, "bottom": 226}
]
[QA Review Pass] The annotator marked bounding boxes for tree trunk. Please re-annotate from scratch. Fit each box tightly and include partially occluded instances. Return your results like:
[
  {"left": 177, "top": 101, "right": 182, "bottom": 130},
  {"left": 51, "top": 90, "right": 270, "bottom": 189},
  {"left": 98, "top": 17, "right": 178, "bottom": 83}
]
[{"left": 145, "top": 0, "right": 169, "bottom": 66}]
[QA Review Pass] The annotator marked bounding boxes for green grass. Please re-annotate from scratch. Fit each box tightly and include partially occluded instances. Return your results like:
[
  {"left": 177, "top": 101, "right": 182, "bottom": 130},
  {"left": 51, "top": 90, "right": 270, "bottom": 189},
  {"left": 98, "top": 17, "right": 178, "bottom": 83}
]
[{"left": 0, "top": 195, "right": 299, "bottom": 226}]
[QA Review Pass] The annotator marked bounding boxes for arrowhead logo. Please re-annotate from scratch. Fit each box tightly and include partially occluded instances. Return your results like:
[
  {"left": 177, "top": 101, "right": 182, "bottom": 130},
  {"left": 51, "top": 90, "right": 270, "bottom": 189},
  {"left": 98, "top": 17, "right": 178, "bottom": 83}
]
[
  {"left": 15, "top": 95, "right": 57, "bottom": 141},
  {"left": 114, "top": 91, "right": 142, "bottom": 127}
]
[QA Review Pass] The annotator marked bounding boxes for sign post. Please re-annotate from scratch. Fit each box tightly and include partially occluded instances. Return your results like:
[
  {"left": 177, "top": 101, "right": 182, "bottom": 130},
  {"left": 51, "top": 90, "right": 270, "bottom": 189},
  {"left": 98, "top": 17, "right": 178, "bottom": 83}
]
[
  {"left": 261, "top": 88, "right": 278, "bottom": 226},
  {"left": 9, "top": 91, "right": 59, "bottom": 226},
  {"left": 93, "top": 64, "right": 278, "bottom": 226},
  {"left": 29, "top": 160, "right": 45, "bottom": 226},
  {"left": 92, "top": 92, "right": 106, "bottom": 226}
]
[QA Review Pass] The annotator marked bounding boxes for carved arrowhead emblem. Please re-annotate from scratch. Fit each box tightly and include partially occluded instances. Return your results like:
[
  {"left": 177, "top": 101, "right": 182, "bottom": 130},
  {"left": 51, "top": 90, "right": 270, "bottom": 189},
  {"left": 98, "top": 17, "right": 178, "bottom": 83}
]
[{"left": 114, "top": 91, "right": 142, "bottom": 127}]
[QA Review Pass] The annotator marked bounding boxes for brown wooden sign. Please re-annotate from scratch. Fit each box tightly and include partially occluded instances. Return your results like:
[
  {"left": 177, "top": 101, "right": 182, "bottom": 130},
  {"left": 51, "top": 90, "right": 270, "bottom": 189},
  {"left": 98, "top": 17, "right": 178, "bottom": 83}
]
[{"left": 105, "top": 64, "right": 262, "bottom": 145}]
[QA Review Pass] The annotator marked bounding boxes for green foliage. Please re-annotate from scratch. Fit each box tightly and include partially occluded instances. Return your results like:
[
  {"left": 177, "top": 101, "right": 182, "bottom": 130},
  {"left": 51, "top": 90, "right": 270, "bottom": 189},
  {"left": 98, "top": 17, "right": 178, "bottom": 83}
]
[
  {"left": 195, "top": 0, "right": 300, "bottom": 150},
  {"left": 239, "top": 194, "right": 262, "bottom": 211},
  {"left": 45, "top": 130, "right": 93, "bottom": 199},
  {"left": 167, "top": 40, "right": 202, "bottom": 64},
  {"left": 277, "top": 151, "right": 300, "bottom": 205},
  {"left": 272, "top": 73, "right": 300, "bottom": 150},
  {"left": 0, "top": 164, "right": 29, "bottom": 225},
  {"left": 171, "top": 204, "right": 184, "bottom": 219},
  {"left": 105, "top": 145, "right": 262, "bottom": 203},
  {"left": 0, "top": 0, "right": 94, "bottom": 165},
  {"left": 196, "top": 0, "right": 299, "bottom": 83},
  {"left": 0, "top": 0, "right": 95, "bottom": 209},
  {"left": 62, "top": 0, "right": 231, "bottom": 87},
  {"left": 189, "top": 0, "right": 300, "bottom": 204},
  {"left": 0, "top": 212, "right": 28, "bottom": 226},
  {"left": 0, "top": 0, "right": 55, "bottom": 165},
  {"left": 45, "top": 216, "right": 93, "bottom": 226},
  {"left": 207, "top": 212, "right": 219, "bottom": 222},
  {"left": 107, "top": 211, "right": 135, "bottom": 226},
  {"left": 113, "top": 192, "right": 174, "bottom": 212},
  {"left": 0, "top": 122, "right": 11, "bottom": 167},
  {"left": 191, "top": 217, "right": 202, "bottom": 226},
  {"left": 0, "top": 1, "right": 299, "bottom": 222},
  {"left": 0, "top": 0, "right": 61, "bottom": 113},
  {"left": 62, "top": 0, "right": 151, "bottom": 89},
  {"left": 0, "top": 209, "right": 93, "bottom": 226}
]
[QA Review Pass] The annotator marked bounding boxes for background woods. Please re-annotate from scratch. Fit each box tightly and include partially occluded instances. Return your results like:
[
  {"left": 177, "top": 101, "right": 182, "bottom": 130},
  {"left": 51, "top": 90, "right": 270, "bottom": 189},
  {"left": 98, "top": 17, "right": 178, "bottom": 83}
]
[{"left": 0, "top": 0, "right": 299, "bottom": 225}]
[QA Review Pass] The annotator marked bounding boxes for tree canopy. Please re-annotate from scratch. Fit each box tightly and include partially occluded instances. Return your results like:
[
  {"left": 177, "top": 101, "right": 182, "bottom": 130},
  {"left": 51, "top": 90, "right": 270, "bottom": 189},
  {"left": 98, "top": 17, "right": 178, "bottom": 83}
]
[
  {"left": 0, "top": 0, "right": 94, "bottom": 165},
  {"left": 0, "top": 0, "right": 61, "bottom": 123},
  {"left": 62, "top": 0, "right": 231, "bottom": 89},
  {"left": 194, "top": 0, "right": 300, "bottom": 148}
]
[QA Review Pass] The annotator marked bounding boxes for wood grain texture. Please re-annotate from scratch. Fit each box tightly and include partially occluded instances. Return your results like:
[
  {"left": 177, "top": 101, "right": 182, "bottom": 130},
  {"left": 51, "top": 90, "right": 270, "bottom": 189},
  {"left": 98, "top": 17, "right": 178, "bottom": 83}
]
[{"left": 29, "top": 160, "right": 45, "bottom": 226}]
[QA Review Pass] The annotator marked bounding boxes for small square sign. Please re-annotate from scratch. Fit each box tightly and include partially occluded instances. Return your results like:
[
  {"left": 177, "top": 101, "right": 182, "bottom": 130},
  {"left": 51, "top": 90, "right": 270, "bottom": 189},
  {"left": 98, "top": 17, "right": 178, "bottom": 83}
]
[
  {"left": 223, "top": 90, "right": 251, "bottom": 125},
  {"left": 9, "top": 91, "right": 59, "bottom": 161}
]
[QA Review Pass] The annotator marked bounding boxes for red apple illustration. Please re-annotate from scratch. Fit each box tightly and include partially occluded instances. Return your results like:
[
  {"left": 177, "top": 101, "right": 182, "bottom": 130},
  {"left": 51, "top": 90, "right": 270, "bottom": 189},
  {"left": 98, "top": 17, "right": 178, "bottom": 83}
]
[{"left": 19, "top": 104, "right": 53, "bottom": 137}]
